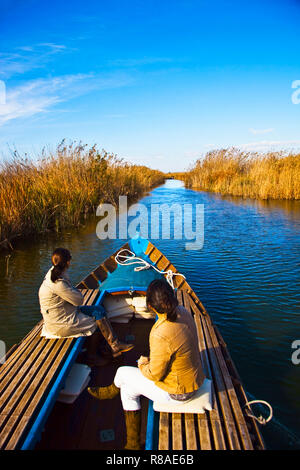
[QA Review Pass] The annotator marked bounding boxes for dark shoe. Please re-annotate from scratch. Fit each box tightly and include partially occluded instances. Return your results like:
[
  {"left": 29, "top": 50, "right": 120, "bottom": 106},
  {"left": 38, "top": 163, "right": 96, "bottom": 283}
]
[
  {"left": 110, "top": 339, "right": 134, "bottom": 357},
  {"left": 87, "top": 382, "right": 120, "bottom": 400},
  {"left": 96, "top": 318, "right": 134, "bottom": 357},
  {"left": 85, "top": 354, "right": 109, "bottom": 367},
  {"left": 124, "top": 410, "right": 141, "bottom": 450}
]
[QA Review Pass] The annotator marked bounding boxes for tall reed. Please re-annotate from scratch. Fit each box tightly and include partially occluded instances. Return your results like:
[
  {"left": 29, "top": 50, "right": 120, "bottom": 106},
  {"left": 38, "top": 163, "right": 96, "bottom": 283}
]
[
  {"left": 0, "top": 141, "right": 165, "bottom": 247},
  {"left": 183, "top": 148, "right": 300, "bottom": 200}
]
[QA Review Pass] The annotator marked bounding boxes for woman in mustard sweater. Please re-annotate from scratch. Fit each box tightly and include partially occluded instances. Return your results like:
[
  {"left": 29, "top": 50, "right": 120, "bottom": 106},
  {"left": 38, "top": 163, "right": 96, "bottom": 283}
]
[{"left": 88, "top": 278, "right": 205, "bottom": 449}]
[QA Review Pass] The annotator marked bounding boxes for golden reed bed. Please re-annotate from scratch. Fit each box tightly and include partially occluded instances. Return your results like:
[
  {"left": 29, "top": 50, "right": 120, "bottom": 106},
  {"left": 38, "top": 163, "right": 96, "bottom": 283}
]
[
  {"left": 0, "top": 141, "right": 165, "bottom": 248},
  {"left": 175, "top": 148, "right": 300, "bottom": 200}
]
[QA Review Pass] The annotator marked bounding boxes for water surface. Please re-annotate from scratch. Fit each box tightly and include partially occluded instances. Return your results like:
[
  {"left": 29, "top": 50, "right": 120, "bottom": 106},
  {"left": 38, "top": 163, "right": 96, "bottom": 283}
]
[{"left": 0, "top": 179, "right": 299, "bottom": 449}]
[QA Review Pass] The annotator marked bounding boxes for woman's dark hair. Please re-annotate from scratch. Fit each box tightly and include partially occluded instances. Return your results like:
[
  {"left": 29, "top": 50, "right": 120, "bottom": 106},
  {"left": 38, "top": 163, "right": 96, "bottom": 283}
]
[
  {"left": 146, "top": 279, "right": 178, "bottom": 322},
  {"left": 50, "top": 248, "right": 71, "bottom": 282}
]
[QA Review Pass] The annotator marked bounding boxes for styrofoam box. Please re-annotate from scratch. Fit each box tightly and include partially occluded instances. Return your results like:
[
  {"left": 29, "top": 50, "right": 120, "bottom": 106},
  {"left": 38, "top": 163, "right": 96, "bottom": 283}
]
[{"left": 57, "top": 363, "right": 91, "bottom": 404}]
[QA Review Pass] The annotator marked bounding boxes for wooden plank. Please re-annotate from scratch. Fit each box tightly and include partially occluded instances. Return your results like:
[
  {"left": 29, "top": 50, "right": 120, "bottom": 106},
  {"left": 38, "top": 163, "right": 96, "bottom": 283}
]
[
  {"left": 193, "top": 314, "right": 211, "bottom": 380},
  {"left": 202, "top": 315, "right": 253, "bottom": 450},
  {"left": 0, "top": 288, "right": 95, "bottom": 449},
  {"left": 187, "top": 289, "right": 207, "bottom": 316},
  {"left": 156, "top": 256, "right": 171, "bottom": 272},
  {"left": 181, "top": 289, "right": 226, "bottom": 450},
  {"left": 178, "top": 289, "right": 225, "bottom": 450},
  {"left": 184, "top": 414, "right": 197, "bottom": 450},
  {"left": 182, "top": 289, "right": 193, "bottom": 317},
  {"left": 172, "top": 413, "right": 183, "bottom": 450},
  {"left": 198, "top": 416, "right": 212, "bottom": 450},
  {"left": 103, "top": 256, "right": 118, "bottom": 273},
  {"left": 80, "top": 274, "right": 99, "bottom": 289},
  {"left": 84, "top": 289, "right": 99, "bottom": 307},
  {"left": 1, "top": 347, "right": 46, "bottom": 426},
  {"left": 92, "top": 265, "right": 108, "bottom": 282},
  {"left": 148, "top": 249, "right": 177, "bottom": 277},
  {"left": 176, "top": 289, "right": 183, "bottom": 305},
  {"left": 212, "top": 324, "right": 264, "bottom": 449},
  {"left": 0, "top": 336, "right": 46, "bottom": 398},
  {"left": 158, "top": 413, "right": 169, "bottom": 450},
  {"left": 199, "top": 314, "right": 241, "bottom": 449},
  {"left": 0, "top": 340, "right": 60, "bottom": 447},
  {"left": 91, "top": 272, "right": 100, "bottom": 283},
  {"left": 0, "top": 338, "right": 55, "bottom": 408},
  {"left": 145, "top": 242, "right": 155, "bottom": 256},
  {"left": 150, "top": 248, "right": 163, "bottom": 265},
  {"left": 192, "top": 307, "right": 226, "bottom": 449},
  {"left": 175, "top": 278, "right": 186, "bottom": 289},
  {"left": 0, "top": 325, "right": 43, "bottom": 381},
  {"left": 4, "top": 339, "right": 74, "bottom": 449}
]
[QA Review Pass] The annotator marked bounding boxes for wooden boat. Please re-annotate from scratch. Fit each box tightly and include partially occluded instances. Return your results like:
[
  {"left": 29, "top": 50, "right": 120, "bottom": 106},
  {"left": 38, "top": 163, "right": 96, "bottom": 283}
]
[{"left": 0, "top": 236, "right": 265, "bottom": 450}]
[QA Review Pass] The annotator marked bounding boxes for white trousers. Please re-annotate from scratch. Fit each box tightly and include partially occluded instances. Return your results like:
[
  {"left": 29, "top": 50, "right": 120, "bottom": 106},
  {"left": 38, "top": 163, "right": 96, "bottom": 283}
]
[{"left": 114, "top": 366, "right": 173, "bottom": 411}]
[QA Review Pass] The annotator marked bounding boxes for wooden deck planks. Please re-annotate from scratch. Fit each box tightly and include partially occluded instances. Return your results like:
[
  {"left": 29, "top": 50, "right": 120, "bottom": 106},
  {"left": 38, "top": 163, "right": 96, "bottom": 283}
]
[
  {"left": 202, "top": 314, "right": 253, "bottom": 450},
  {"left": 197, "top": 415, "right": 211, "bottom": 450},
  {"left": 187, "top": 291, "right": 255, "bottom": 450},
  {"left": 184, "top": 414, "right": 198, "bottom": 450},
  {"left": 200, "top": 313, "right": 241, "bottom": 449},
  {"left": 193, "top": 314, "right": 226, "bottom": 450},
  {"left": 0, "top": 339, "right": 72, "bottom": 449},
  {"left": 172, "top": 414, "right": 183, "bottom": 450},
  {"left": 158, "top": 413, "right": 169, "bottom": 450},
  {"left": 6, "top": 340, "right": 76, "bottom": 449},
  {"left": 157, "top": 288, "right": 252, "bottom": 450},
  {"left": 0, "top": 289, "right": 98, "bottom": 449},
  {"left": 0, "top": 323, "right": 43, "bottom": 379},
  {"left": 181, "top": 290, "right": 226, "bottom": 450}
]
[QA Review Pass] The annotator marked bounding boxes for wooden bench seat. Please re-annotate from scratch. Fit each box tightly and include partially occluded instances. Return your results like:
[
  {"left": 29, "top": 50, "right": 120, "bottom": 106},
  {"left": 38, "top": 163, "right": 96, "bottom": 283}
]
[
  {"left": 0, "top": 289, "right": 99, "bottom": 450},
  {"left": 157, "top": 290, "right": 264, "bottom": 450}
]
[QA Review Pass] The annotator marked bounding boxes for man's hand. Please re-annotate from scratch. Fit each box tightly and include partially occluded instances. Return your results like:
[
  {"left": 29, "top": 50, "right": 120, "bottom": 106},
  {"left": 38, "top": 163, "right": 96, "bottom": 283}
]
[{"left": 137, "top": 355, "right": 149, "bottom": 368}]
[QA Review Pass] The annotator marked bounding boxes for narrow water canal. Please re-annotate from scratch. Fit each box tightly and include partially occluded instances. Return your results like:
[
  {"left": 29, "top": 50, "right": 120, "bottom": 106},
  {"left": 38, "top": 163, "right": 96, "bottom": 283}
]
[{"left": 1, "top": 179, "right": 299, "bottom": 449}]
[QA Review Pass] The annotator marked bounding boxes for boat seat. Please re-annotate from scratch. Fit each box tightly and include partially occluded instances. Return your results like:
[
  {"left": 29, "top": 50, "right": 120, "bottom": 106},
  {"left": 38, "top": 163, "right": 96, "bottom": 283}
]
[
  {"left": 153, "top": 378, "right": 213, "bottom": 414},
  {"left": 0, "top": 288, "right": 99, "bottom": 450}
]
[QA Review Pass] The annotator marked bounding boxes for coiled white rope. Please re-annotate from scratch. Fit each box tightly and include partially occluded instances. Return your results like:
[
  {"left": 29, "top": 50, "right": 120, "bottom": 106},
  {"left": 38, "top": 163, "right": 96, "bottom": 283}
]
[
  {"left": 243, "top": 400, "right": 273, "bottom": 425},
  {"left": 115, "top": 249, "right": 186, "bottom": 289}
]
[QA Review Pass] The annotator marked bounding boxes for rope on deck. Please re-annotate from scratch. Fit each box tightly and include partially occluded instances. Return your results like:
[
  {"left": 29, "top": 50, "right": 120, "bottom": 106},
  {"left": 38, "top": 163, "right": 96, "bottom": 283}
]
[
  {"left": 115, "top": 249, "right": 186, "bottom": 289},
  {"left": 244, "top": 400, "right": 273, "bottom": 425}
]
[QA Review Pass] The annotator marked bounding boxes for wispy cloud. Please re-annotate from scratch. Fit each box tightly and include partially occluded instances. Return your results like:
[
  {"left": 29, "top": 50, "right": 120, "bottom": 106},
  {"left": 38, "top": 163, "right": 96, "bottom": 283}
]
[
  {"left": 0, "top": 72, "right": 134, "bottom": 126},
  {"left": 240, "top": 140, "right": 300, "bottom": 150},
  {"left": 249, "top": 127, "right": 274, "bottom": 135},
  {"left": 38, "top": 43, "right": 67, "bottom": 52},
  {"left": 0, "top": 43, "right": 69, "bottom": 79}
]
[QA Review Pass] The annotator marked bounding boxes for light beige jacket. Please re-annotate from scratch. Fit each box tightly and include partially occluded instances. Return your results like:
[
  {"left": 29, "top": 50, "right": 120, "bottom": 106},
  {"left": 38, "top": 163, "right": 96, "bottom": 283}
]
[
  {"left": 139, "top": 305, "right": 205, "bottom": 394},
  {"left": 38, "top": 267, "right": 96, "bottom": 337}
]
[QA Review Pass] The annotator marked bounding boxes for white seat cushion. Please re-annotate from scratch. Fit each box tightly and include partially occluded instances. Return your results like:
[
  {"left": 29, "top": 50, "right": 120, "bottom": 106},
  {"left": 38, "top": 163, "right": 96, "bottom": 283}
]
[
  {"left": 153, "top": 378, "right": 213, "bottom": 414},
  {"left": 40, "top": 323, "right": 91, "bottom": 339}
]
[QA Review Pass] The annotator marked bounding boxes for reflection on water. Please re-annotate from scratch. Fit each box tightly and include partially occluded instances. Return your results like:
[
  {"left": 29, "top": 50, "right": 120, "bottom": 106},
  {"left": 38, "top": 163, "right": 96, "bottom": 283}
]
[{"left": 0, "top": 179, "right": 299, "bottom": 449}]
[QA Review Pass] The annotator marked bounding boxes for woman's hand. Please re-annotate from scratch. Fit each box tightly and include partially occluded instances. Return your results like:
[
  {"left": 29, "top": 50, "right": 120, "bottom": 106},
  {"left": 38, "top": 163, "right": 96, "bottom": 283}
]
[{"left": 137, "top": 355, "right": 149, "bottom": 368}]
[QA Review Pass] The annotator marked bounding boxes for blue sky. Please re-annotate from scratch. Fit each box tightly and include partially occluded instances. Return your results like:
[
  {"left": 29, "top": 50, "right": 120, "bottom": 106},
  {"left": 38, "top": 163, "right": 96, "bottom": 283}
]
[{"left": 1, "top": 0, "right": 300, "bottom": 171}]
